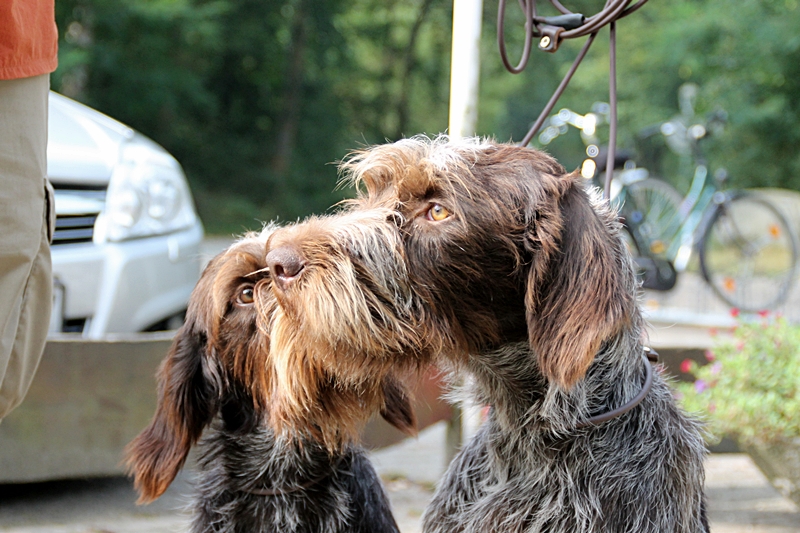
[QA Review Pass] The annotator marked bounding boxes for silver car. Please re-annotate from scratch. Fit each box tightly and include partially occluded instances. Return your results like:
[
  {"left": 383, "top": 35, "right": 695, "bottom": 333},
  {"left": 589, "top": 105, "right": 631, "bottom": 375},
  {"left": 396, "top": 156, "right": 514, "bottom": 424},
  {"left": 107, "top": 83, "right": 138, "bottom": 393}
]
[{"left": 48, "top": 92, "right": 203, "bottom": 338}]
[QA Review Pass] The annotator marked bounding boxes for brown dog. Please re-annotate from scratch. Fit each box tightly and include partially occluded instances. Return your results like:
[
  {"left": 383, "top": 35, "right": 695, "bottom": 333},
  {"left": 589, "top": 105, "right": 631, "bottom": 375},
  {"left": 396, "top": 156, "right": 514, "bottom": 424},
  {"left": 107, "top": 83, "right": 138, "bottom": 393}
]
[
  {"left": 125, "top": 227, "right": 415, "bottom": 532},
  {"left": 263, "top": 136, "right": 708, "bottom": 532}
]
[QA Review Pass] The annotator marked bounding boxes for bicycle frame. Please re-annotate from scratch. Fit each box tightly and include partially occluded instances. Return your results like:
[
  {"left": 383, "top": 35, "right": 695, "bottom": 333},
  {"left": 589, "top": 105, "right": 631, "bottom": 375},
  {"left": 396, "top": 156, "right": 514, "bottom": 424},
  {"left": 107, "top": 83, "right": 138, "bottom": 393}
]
[
  {"left": 617, "top": 163, "right": 719, "bottom": 273},
  {"left": 666, "top": 164, "right": 715, "bottom": 272}
]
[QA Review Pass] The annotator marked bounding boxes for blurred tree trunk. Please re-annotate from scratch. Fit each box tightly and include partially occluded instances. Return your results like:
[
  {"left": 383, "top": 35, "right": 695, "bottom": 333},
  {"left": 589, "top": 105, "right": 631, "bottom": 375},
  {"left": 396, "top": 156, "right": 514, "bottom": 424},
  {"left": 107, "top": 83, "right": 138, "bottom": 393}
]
[
  {"left": 272, "top": 0, "right": 308, "bottom": 176},
  {"left": 395, "top": 0, "right": 435, "bottom": 139}
]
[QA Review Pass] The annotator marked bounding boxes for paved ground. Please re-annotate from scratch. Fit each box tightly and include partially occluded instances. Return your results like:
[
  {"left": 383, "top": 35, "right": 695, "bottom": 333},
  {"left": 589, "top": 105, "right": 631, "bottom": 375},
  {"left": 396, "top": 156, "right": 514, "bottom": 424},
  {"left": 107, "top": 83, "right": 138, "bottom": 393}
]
[{"left": 0, "top": 422, "right": 798, "bottom": 532}]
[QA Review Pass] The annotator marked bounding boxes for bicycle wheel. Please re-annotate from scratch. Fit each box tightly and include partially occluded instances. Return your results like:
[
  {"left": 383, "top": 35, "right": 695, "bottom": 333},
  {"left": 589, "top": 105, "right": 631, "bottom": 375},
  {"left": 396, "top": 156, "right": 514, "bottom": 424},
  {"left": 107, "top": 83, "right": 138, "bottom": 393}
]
[
  {"left": 623, "top": 178, "right": 683, "bottom": 258},
  {"left": 699, "top": 192, "right": 798, "bottom": 311}
]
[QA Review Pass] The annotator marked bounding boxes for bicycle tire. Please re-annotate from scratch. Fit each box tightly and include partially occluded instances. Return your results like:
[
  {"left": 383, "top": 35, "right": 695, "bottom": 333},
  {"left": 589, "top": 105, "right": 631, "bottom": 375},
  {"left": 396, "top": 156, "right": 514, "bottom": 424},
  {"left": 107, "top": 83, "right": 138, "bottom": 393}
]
[
  {"left": 623, "top": 177, "right": 683, "bottom": 258},
  {"left": 699, "top": 192, "right": 798, "bottom": 311}
]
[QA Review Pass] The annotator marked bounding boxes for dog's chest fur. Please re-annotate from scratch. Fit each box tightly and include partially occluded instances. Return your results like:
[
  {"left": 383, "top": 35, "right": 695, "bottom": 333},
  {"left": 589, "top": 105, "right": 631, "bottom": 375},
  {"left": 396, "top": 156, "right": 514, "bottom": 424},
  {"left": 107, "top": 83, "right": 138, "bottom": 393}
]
[
  {"left": 191, "top": 423, "right": 399, "bottom": 533},
  {"left": 424, "top": 335, "right": 709, "bottom": 533}
]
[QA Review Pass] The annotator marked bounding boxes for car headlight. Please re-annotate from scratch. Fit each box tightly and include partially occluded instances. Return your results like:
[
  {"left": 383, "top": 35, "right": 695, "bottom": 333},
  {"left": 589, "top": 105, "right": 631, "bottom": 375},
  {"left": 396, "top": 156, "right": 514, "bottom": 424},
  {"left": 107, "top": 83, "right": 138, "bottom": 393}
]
[{"left": 95, "top": 137, "right": 199, "bottom": 242}]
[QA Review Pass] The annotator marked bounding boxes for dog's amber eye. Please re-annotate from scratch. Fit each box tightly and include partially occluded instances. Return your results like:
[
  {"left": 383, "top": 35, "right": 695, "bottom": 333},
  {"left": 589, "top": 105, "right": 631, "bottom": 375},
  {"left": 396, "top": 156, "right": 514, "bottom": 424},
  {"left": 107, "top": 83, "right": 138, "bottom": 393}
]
[
  {"left": 427, "top": 204, "right": 451, "bottom": 222},
  {"left": 238, "top": 286, "right": 255, "bottom": 305}
]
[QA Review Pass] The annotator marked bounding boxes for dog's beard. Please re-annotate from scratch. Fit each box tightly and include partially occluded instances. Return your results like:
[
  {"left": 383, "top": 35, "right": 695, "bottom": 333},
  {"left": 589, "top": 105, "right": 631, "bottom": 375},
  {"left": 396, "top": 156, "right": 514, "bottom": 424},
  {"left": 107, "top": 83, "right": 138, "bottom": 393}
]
[{"left": 268, "top": 307, "right": 406, "bottom": 449}]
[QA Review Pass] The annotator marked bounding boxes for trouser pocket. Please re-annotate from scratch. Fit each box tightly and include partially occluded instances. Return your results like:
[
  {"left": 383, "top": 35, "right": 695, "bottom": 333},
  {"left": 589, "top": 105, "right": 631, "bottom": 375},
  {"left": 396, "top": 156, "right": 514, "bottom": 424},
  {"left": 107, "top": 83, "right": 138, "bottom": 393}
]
[{"left": 44, "top": 178, "right": 55, "bottom": 244}]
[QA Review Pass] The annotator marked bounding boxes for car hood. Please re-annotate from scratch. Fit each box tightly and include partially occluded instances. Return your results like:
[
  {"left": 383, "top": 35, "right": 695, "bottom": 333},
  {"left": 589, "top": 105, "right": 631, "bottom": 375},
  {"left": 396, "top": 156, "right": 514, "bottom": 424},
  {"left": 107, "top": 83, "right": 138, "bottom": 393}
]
[
  {"left": 47, "top": 92, "right": 176, "bottom": 187},
  {"left": 47, "top": 92, "right": 133, "bottom": 186}
]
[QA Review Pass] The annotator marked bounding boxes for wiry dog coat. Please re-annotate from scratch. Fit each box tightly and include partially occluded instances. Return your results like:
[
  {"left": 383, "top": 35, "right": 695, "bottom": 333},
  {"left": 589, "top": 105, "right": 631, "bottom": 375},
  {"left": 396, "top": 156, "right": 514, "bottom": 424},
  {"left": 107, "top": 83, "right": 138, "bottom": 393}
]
[
  {"left": 262, "top": 136, "right": 709, "bottom": 532},
  {"left": 125, "top": 229, "right": 414, "bottom": 533}
]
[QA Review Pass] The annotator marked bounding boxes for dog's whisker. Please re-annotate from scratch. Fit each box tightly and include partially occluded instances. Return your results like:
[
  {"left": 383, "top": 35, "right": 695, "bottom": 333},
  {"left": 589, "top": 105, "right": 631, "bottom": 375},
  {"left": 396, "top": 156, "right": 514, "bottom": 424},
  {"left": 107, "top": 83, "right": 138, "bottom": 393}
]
[{"left": 244, "top": 266, "right": 270, "bottom": 277}]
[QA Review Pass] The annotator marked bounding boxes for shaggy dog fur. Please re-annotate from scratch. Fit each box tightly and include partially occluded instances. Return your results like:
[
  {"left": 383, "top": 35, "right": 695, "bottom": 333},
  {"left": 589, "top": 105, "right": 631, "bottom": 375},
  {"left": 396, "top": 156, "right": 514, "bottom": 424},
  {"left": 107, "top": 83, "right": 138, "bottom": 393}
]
[
  {"left": 125, "top": 228, "right": 414, "bottom": 533},
  {"left": 262, "top": 136, "right": 709, "bottom": 532}
]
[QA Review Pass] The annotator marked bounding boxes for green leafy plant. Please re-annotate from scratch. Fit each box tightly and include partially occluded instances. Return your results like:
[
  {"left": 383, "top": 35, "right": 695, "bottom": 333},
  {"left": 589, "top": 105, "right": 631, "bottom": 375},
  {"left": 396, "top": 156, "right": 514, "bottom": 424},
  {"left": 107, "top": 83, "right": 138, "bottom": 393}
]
[{"left": 678, "top": 312, "right": 800, "bottom": 445}]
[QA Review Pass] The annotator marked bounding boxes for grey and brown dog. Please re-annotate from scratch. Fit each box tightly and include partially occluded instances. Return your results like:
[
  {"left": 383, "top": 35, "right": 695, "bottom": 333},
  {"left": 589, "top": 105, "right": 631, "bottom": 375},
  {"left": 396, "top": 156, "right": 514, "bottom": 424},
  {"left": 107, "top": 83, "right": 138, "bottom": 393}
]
[
  {"left": 264, "top": 136, "right": 709, "bottom": 532},
  {"left": 125, "top": 228, "right": 414, "bottom": 533}
]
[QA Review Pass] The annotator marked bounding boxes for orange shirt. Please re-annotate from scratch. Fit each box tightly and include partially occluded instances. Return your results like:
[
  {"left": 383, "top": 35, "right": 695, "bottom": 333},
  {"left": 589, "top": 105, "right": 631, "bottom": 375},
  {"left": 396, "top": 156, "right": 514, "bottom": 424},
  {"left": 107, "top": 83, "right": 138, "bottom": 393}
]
[{"left": 0, "top": 0, "right": 58, "bottom": 80}]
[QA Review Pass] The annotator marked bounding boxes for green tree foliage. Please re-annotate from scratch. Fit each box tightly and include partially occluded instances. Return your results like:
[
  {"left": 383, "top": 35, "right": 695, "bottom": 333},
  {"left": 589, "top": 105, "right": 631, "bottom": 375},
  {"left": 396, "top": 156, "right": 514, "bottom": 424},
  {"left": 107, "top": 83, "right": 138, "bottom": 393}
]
[
  {"left": 53, "top": 0, "right": 800, "bottom": 232},
  {"left": 333, "top": 0, "right": 452, "bottom": 141},
  {"left": 54, "top": 0, "right": 453, "bottom": 233}
]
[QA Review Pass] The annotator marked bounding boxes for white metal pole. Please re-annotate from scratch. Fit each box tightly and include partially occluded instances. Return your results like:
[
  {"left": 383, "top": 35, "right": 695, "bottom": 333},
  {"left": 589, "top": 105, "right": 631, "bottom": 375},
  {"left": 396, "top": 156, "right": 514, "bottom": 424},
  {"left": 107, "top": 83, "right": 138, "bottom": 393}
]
[
  {"left": 445, "top": 0, "right": 483, "bottom": 466},
  {"left": 448, "top": 0, "right": 483, "bottom": 138}
]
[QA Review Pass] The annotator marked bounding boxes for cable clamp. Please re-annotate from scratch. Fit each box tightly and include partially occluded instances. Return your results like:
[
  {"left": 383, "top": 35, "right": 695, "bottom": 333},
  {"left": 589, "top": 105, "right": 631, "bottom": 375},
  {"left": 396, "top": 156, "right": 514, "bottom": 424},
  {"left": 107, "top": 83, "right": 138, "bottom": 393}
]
[{"left": 538, "top": 25, "right": 564, "bottom": 52}]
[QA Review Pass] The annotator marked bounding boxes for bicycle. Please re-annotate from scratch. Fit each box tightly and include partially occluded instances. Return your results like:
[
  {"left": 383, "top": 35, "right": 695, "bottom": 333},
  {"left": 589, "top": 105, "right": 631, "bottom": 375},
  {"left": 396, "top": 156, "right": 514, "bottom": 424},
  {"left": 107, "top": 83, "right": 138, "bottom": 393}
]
[{"left": 538, "top": 97, "right": 799, "bottom": 312}]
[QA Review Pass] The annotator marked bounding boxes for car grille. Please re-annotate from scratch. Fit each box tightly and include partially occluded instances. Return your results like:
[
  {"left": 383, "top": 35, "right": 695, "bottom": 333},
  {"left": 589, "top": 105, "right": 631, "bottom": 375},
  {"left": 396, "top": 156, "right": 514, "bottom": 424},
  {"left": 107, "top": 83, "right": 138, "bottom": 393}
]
[
  {"left": 51, "top": 185, "right": 106, "bottom": 246},
  {"left": 53, "top": 214, "right": 99, "bottom": 245}
]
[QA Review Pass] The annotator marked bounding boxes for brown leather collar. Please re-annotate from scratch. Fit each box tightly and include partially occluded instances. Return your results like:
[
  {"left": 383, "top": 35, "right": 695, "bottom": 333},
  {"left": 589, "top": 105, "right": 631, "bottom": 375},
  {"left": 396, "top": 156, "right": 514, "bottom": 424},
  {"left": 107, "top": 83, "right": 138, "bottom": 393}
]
[{"left": 575, "top": 347, "right": 657, "bottom": 429}]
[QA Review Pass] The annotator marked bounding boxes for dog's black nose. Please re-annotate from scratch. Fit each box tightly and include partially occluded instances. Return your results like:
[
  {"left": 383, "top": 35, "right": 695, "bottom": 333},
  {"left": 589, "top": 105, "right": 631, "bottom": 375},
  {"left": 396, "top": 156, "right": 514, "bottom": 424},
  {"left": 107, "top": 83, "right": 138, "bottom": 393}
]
[{"left": 267, "top": 245, "right": 306, "bottom": 289}]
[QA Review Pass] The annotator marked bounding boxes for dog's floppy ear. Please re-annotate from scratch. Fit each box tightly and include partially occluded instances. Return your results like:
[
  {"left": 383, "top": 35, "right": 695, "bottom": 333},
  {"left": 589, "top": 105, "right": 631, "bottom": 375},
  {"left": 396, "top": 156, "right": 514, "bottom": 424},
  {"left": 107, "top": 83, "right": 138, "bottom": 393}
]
[
  {"left": 525, "top": 176, "right": 632, "bottom": 389},
  {"left": 124, "top": 310, "right": 222, "bottom": 503},
  {"left": 379, "top": 374, "right": 417, "bottom": 436}
]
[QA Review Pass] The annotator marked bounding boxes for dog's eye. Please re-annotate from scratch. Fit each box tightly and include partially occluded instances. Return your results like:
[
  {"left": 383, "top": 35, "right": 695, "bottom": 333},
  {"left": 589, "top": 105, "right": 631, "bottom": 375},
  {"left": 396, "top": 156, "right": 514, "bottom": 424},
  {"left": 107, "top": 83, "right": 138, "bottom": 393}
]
[
  {"left": 426, "top": 204, "right": 451, "bottom": 222},
  {"left": 237, "top": 286, "right": 255, "bottom": 305}
]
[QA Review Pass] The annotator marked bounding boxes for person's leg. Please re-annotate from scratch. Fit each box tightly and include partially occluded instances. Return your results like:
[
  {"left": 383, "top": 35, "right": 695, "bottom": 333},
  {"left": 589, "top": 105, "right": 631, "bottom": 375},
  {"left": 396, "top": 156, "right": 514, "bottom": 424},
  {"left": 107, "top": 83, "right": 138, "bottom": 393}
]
[{"left": 0, "top": 74, "right": 53, "bottom": 420}]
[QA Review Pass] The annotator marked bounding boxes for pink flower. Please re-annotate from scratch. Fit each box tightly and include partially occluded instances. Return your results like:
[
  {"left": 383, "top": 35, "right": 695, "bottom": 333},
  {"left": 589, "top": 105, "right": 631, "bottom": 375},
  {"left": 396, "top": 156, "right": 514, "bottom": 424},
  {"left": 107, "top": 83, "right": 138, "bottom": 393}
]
[
  {"left": 710, "top": 363, "right": 722, "bottom": 375},
  {"left": 730, "top": 308, "right": 740, "bottom": 318},
  {"left": 680, "top": 359, "right": 694, "bottom": 373},
  {"left": 736, "top": 341, "right": 745, "bottom": 351},
  {"left": 694, "top": 379, "right": 708, "bottom": 393},
  {"left": 708, "top": 402, "right": 716, "bottom": 414},
  {"left": 709, "top": 327, "right": 718, "bottom": 338},
  {"left": 758, "top": 310, "right": 770, "bottom": 318},
  {"left": 704, "top": 350, "right": 716, "bottom": 362}
]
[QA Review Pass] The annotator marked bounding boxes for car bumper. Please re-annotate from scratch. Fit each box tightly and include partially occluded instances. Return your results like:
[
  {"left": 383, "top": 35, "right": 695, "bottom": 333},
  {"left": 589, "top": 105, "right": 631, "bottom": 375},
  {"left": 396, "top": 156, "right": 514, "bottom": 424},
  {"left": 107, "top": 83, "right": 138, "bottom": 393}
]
[{"left": 50, "top": 222, "right": 203, "bottom": 338}]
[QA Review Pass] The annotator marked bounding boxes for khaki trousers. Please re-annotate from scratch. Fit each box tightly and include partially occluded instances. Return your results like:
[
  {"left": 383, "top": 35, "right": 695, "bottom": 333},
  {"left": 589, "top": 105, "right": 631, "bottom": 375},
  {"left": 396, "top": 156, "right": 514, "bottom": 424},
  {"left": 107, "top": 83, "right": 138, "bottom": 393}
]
[{"left": 0, "top": 74, "right": 53, "bottom": 420}]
